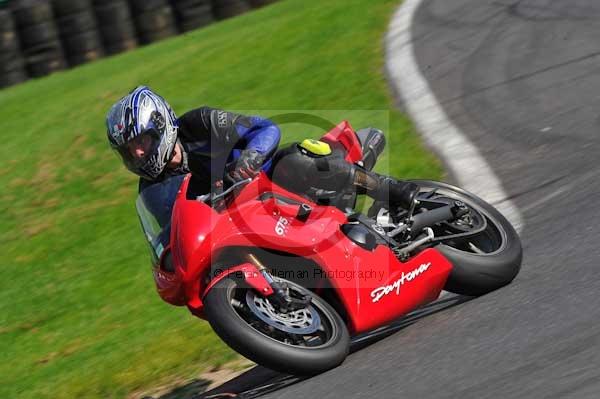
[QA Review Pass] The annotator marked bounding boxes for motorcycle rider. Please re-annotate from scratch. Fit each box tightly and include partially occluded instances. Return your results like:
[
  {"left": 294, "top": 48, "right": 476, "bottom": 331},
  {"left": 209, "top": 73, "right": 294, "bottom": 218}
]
[
  {"left": 106, "top": 85, "right": 283, "bottom": 233},
  {"left": 106, "top": 86, "right": 419, "bottom": 229}
]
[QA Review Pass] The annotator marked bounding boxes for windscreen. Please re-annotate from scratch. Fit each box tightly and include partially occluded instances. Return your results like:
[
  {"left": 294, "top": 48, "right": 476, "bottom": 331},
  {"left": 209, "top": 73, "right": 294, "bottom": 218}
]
[{"left": 135, "top": 174, "right": 186, "bottom": 263}]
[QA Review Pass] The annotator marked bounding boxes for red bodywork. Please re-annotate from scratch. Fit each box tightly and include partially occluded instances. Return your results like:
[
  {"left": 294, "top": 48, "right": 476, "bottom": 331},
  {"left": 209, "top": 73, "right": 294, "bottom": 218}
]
[{"left": 153, "top": 121, "right": 453, "bottom": 334}]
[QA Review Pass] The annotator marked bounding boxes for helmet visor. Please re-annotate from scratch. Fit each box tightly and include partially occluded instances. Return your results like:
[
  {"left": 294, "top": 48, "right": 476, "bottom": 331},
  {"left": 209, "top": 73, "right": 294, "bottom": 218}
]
[{"left": 116, "top": 128, "right": 163, "bottom": 170}]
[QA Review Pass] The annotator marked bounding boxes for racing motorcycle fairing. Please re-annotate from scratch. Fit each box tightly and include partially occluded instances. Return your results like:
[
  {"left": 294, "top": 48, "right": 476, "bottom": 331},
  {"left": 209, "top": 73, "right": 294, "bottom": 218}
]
[
  {"left": 149, "top": 120, "right": 455, "bottom": 335},
  {"left": 321, "top": 120, "right": 363, "bottom": 164},
  {"left": 167, "top": 172, "right": 453, "bottom": 334}
]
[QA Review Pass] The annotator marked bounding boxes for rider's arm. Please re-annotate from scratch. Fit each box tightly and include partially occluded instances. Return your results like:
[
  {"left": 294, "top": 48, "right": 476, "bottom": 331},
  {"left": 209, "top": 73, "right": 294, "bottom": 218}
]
[
  {"left": 234, "top": 115, "right": 281, "bottom": 158},
  {"left": 178, "top": 107, "right": 281, "bottom": 183},
  {"left": 177, "top": 107, "right": 280, "bottom": 156}
]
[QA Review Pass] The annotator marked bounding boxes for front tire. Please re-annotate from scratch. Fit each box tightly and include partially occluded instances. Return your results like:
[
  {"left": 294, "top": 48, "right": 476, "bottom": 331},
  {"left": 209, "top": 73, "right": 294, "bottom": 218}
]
[
  {"left": 203, "top": 275, "right": 350, "bottom": 375},
  {"left": 411, "top": 180, "right": 523, "bottom": 296}
]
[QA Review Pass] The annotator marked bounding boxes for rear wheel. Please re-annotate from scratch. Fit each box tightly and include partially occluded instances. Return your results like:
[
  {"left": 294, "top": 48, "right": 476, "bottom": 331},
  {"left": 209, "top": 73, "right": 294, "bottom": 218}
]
[
  {"left": 411, "top": 180, "right": 522, "bottom": 296},
  {"left": 203, "top": 275, "right": 350, "bottom": 375}
]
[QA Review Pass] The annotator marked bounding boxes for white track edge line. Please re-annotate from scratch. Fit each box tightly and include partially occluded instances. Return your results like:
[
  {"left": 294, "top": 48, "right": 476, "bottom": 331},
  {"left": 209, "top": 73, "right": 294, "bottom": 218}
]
[{"left": 385, "top": 0, "right": 524, "bottom": 233}]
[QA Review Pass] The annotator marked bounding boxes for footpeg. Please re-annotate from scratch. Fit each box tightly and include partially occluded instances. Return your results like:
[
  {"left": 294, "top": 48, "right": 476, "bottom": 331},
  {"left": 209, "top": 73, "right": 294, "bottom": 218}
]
[{"left": 395, "top": 228, "right": 435, "bottom": 259}]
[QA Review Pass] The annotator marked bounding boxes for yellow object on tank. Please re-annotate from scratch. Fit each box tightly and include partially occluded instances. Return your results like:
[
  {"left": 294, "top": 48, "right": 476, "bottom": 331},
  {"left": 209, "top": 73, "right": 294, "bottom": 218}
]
[{"left": 299, "top": 139, "right": 332, "bottom": 156}]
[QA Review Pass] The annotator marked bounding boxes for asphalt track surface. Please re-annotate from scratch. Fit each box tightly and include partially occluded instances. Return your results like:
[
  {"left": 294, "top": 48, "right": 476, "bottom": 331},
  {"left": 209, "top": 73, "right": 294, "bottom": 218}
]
[{"left": 197, "top": 1, "right": 600, "bottom": 398}]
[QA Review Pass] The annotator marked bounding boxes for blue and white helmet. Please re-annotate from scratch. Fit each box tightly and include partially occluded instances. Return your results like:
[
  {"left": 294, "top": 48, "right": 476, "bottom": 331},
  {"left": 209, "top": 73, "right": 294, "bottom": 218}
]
[{"left": 106, "top": 86, "right": 178, "bottom": 180}]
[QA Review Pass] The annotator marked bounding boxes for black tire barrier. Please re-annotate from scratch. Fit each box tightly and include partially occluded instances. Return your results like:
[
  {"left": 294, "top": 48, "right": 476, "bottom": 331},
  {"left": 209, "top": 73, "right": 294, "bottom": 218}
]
[
  {"left": 211, "top": 0, "right": 250, "bottom": 20},
  {"left": 67, "top": 48, "right": 103, "bottom": 65},
  {"left": 56, "top": 10, "right": 96, "bottom": 36},
  {"left": 18, "top": 20, "right": 60, "bottom": 48},
  {"left": 99, "top": 23, "right": 137, "bottom": 45},
  {"left": 0, "top": 53, "right": 27, "bottom": 88},
  {"left": 134, "top": 5, "right": 178, "bottom": 44},
  {"left": 170, "top": 0, "right": 214, "bottom": 32},
  {"left": 172, "top": 0, "right": 211, "bottom": 11},
  {"left": 180, "top": 11, "right": 213, "bottom": 32},
  {"left": 135, "top": 6, "right": 177, "bottom": 32},
  {"left": 104, "top": 38, "right": 137, "bottom": 55},
  {"left": 0, "top": 9, "right": 20, "bottom": 54},
  {"left": 0, "top": 8, "right": 27, "bottom": 88},
  {"left": 248, "top": 0, "right": 277, "bottom": 8},
  {"left": 0, "top": 7, "right": 15, "bottom": 30},
  {"left": 62, "top": 30, "right": 102, "bottom": 52},
  {"left": 11, "top": 0, "right": 66, "bottom": 78},
  {"left": 138, "top": 23, "right": 178, "bottom": 44},
  {"left": 0, "top": 52, "right": 25, "bottom": 72},
  {"left": 51, "top": 0, "right": 91, "bottom": 17},
  {"left": 93, "top": 0, "right": 138, "bottom": 55},
  {"left": 27, "top": 55, "right": 65, "bottom": 76},
  {"left": 12, "top": 0, "right": 53, "bottom": 27},
  {"left": 0, "top": 68, "right": 28, "bottom": 88},
  {"left": 93, "top": 0, "right": 131, "bottom": 24},
  {"left": 51, "top": 0, "right": 104, "bottom": 67},
  {"left": 24, "top": 42, "right": 66, "bottom": 77},
  {"left": 0, "top": 28, "right": 20, "bottom": 54},
  {"left": 130, "top": 0, "right": 171, "bottom": 12},
  {"left": 62, "top": 30, "right": 103, "bottom": 66},
  {"left": 0, "top": 0, "right": 262, "bottom": 85}
]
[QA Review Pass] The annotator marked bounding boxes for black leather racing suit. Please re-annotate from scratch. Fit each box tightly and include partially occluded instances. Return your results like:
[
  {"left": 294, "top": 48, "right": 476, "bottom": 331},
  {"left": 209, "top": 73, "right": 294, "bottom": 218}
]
[{"left": 137, "top": 107, "right": 281, "bottom": 228}]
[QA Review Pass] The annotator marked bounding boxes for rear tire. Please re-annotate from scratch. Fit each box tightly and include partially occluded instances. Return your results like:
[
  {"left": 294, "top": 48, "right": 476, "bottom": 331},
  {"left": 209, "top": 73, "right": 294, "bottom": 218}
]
[
  {"left": 411, "top": 180, "right": 522, "bottom": 296},
  {"left": 204, "top": 275, "right": 350, "bottom": 375}
]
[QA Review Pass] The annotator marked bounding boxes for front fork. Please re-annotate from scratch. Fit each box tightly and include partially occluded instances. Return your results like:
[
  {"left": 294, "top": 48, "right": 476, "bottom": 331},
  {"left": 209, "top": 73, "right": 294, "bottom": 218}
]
[{"left": 245, "top": 253, "right": 312, "bottom": 313}]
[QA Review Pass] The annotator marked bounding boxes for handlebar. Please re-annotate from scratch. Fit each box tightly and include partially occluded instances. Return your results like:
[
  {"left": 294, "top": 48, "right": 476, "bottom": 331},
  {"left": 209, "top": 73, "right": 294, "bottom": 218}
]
[{"left": 196, "top": 178, "right": 253, "bottom": 205}]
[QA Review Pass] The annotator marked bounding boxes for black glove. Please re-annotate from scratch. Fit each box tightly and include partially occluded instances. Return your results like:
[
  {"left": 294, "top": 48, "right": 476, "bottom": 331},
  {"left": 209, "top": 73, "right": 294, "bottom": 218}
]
[{"left": 225, "top": 149, "right": 265, "bottom": 184}]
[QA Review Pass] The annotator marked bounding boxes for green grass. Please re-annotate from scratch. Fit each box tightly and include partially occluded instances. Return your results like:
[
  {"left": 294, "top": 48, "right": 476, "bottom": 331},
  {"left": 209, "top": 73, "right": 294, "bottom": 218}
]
[{"left": 0, "top": 0, "right": 442, "bottom": 397}]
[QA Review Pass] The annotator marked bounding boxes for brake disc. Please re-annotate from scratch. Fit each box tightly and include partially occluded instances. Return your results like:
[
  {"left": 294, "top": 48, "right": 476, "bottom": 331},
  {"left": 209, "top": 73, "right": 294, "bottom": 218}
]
[{"left": 245, "top": 291, "right": 321, "bottom": 335}]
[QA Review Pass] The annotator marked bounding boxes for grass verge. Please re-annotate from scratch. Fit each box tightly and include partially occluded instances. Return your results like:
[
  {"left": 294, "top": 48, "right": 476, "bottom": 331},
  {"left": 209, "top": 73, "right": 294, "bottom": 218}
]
[{"left": 0, "top": 0, "right": 442, "bottom": 397}]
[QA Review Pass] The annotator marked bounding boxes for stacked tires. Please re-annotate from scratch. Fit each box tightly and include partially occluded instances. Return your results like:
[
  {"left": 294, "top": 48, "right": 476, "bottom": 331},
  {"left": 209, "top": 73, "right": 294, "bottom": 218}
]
[
  {"left": 211, "top": 0, "right": 250, "bottom": 20},
  {"left": 0, "top": 0, "right": 282, "bottom": 90},
  {"left": 0, "top": 8, "right": 27, "bottom": 88},
  {"left": 52, "top": 0, "right": 103, "bottom": 66},
  {"left": 12, "top": 0, "right": 65, "bottom": 78},
  {"left": 170, "top": 0, "right": 214, "bottom": 32},
  {"left": 93, "top": 0, "right": 138, "bottom": 55},
  {"left": 130, "top": 0, "right": 177, "bottom": 44},
  {"left": 248, "top": 0, "right": 277, "bottom": 8}
]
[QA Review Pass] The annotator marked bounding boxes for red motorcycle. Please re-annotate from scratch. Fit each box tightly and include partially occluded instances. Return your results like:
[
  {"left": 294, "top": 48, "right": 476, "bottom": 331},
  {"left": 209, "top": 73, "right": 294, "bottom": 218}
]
[{"left": 136, "top": 121, "right": 522, "bottom": 375}]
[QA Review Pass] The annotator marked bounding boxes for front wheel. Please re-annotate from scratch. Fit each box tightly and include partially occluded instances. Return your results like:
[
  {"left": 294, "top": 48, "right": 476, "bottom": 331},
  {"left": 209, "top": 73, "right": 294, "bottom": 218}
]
[
  {"left": 411, "top": 180, "right": 523, "bottom": 296},
  {"left": 203, "top": 275, "right": 350, "bottom": 375}
]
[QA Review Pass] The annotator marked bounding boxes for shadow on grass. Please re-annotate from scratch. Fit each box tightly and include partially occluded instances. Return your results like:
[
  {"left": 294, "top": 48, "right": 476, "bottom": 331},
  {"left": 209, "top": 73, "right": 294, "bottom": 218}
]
[{"left": 151, "top": 294, "right": 472, "bottom": 399}]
